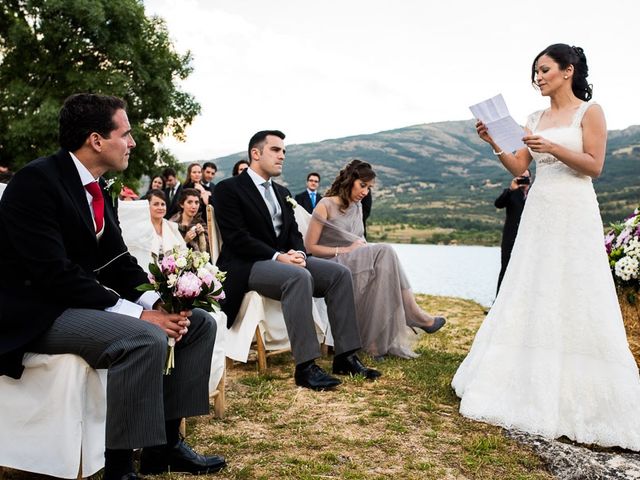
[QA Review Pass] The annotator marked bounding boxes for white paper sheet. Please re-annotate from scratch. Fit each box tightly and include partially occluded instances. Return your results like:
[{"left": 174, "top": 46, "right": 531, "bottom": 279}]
[{"left": 469, "top": 94, "right": 526, "bottom": 153}]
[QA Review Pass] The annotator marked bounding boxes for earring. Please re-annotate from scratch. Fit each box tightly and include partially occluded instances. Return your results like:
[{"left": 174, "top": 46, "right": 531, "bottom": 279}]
[{"left": 564, "top": 75, "right": 568, "bottom": 79}]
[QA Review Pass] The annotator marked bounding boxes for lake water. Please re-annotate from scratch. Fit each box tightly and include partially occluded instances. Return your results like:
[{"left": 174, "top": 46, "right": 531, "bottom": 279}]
[{"left": 390, "top": 244, "right": 500, "bottom": 307}]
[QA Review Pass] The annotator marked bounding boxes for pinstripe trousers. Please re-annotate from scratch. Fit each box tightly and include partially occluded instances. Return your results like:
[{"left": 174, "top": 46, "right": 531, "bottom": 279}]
[{"left": 28, "top": 308, "right": 216, "bottom": 449}]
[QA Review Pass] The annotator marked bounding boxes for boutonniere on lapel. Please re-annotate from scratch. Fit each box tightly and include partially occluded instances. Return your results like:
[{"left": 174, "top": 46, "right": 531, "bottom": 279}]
[
  {"left": 285, "top": 195, "right": 298, "bottom": 209},
  {"left": 104, "top": 177, "right": 123, "bottom": 206}
]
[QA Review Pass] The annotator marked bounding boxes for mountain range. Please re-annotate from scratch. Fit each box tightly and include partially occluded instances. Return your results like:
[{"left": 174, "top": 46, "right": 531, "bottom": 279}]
[{"left": 211, "top": 120, "right": 640, "bottom": 245}]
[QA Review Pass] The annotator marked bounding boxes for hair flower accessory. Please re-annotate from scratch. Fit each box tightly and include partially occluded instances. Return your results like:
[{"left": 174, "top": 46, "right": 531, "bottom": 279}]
[{"left": 286, "top": 195, "right": 297, "bottom": 209}]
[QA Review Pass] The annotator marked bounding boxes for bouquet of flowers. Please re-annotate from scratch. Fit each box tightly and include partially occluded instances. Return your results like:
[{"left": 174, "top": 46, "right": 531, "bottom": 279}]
[
  {"left": 137, "top": 247, "right": 226, "bottom": 374},
  {"left": 605, "top": 206, "right": 640, "bottom": 302}
]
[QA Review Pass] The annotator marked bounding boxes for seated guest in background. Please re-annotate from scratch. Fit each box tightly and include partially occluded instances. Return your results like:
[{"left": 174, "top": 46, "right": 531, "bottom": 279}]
[
  {"left": 119, "top": 185, "right": 139, "bottom": 201},
  {"left": 0, "top": 158, "right": 13, "bottom": 184},
  {"left": 305, "top": 160, "right": 446, "bottom": 360},
  {"left": 145, "top": 174, "right": 165, "bottom": 197},
  {"left": 214, "top": 130, "right": 380, "bottom": 390},
  {"left": 162, "top": 167, "right": 183, "bottom": 219},
  {"left": 295, "top": 172, "right": 322, "bottom": 214},
  {"left": 232, "top": 159, "right": 249, "bottom": 176},
  {"left": 202, "top": 162, "right": 217, "bottom": 195},
  {"left": 147, "top": 189, "right": 187, "bottom": 256},
  {"left": 183, "top": 163, "right": 211, "bottom": 220},
  {"left": 170, "top": 188, "right": 208, "bottom": 253},
  {"left": 0, "top": 93, "right": 224, "bottom": 478},
  {"left": 494, "top": 169, "right": 531, "bottom": 294}
]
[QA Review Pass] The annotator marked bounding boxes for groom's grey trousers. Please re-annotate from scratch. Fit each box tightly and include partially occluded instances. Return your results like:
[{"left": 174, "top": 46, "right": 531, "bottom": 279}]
[
  {"left": 248, "top": 256, "right": 362, "bottom": 364},
  {"left": 28, "top": 307, "right": 216, "bottom": 449}
]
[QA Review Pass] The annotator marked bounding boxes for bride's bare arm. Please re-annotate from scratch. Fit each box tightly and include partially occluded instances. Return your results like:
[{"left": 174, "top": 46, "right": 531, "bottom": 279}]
[
  {"left": 476, "top": 120, "right": 532, "bottom": 177},
  {"left": 523, "top": 104, "right": 606, "bottom": 178}
]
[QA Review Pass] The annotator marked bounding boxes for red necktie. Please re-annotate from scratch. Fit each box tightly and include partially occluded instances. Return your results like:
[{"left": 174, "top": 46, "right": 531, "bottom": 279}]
[{"left": 84, "top": 181, "right": 104, "bottom": 234}]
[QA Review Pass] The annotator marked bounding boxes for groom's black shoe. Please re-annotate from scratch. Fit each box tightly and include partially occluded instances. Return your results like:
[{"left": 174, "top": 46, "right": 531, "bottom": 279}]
[
  {"left": 332, "top": 353, "right": 382, "bottom": 380},
  {"left": 139, "top": 438, "right": 226, "bottom": 474},
  {"left": 295, "top": 362, "right": 342, "bottom": 390}
]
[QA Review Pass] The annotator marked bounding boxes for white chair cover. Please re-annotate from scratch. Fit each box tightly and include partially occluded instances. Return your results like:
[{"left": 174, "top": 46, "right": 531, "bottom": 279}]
[
  {"left": 117, "top": 199, "right": 155, "bottom": 272},
  {"left": 0, "top": 354, "right": 108, "bottom": 478}
]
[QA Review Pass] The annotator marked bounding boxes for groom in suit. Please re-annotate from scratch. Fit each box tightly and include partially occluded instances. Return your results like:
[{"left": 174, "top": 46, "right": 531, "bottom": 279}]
[
  {"left": 294, "top": 172, "right": 322, "bottom": 214},
  {"left": 0, "top": 94, "right": 224, "bottom": 479},
  {"left": 213, "top": 130, "right": 380, "bottom": 390}
]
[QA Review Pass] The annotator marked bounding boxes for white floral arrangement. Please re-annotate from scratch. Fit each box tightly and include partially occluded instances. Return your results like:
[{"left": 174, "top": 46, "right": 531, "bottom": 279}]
[
  {"left": 605, "top": 206, "right": 640, "bottom": 302},
  {"left": 286, "top": 195, "right": 298, "bottom": 209}
]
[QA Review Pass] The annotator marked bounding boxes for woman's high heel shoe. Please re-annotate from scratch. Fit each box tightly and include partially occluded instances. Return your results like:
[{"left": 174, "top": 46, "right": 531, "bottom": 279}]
[{"left": 410, "top": 316, "right": 446, "bottom": 334}]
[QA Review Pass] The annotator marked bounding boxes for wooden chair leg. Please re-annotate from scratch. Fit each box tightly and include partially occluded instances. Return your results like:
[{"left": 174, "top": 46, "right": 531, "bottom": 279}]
[
  {"left": 213, "top": 366, "right": 226, "bottom": 419},
  {"left": 321, "top": 342, "right": 329, "bottom": 356},
  {"left": 255, "top": 327, "right": 267, "bottom": 373}
]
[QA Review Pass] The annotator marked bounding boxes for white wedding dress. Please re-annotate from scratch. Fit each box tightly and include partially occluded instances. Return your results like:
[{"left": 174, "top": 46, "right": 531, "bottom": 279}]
[{"left": 452, "top": 102, "right": 640, "bottom": 450}]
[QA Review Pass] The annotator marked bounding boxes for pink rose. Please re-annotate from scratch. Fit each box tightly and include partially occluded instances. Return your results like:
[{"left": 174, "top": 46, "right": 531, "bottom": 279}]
[
  {"left": 175, "top": 272, "right": 202, "bottom": 299},
  {"left": 161, "top": 255, "right": 177, "bottom": 274}
]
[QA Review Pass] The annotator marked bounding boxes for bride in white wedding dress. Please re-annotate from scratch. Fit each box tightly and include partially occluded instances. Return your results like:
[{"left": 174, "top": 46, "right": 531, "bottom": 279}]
[{"left": 452, "top": 43, "right": 640, "bottom": 450}]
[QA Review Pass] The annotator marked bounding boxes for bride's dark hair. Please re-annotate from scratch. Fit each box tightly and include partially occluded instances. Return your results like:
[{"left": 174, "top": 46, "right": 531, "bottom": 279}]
[
  {"left": 326, "top": 159, "right": 376, "bottom": 212},
  {"left": 531, "top": 43, "right": 592, "bottom": 101}
]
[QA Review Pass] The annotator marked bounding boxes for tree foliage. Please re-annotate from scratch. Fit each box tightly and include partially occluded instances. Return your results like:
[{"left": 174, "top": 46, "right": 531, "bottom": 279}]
[{"left": 0, "top": 0, "right": 200, "bottom": 184}]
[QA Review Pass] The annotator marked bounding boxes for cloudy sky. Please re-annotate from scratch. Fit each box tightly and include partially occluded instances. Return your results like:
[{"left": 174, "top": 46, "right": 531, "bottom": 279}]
[{"left": 143, "top": 0, "right": 639, "bottom": 163}]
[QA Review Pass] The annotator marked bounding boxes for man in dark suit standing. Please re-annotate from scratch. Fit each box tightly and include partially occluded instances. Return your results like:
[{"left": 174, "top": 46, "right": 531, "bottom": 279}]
[
  {"left": 214, "top": 130, "right": 380, "bottom": 390},
  {"left": 294, "top": 172, "right": 322, "bottom": 214},
  {"left": 0, "top": 94, "right": 224, "bottom": 479},
  {"left": 162, "top": 166, "right": 183, "bottom": 219},
  {"left": 494, "top": 169, "right": 531, "bottom": 294}
]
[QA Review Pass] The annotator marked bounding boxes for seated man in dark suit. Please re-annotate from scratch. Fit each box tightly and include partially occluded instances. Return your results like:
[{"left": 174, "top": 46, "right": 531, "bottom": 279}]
[
  {"left": 213, "top": 130, "right": 380, "bottom": 390},
  {"left": 294, "top": 172, "right": 322, "bottom": 214},
  {"left": 0, "top": 94, "right": 225, "bottom": 479},
  {"left": 162, "top": 166, "right": 183, "bottom": 219}
]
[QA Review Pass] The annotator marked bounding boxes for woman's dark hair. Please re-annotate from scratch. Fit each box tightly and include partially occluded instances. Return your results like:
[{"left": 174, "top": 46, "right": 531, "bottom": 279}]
[
  {"left": 178, "top": 188, "right": 201, "bottom": 207},
  {"left": 531, "top": 44, "right": 592, "bottom": 101},
  {"left": 146, "top": 188, "right": 166, "bottom": 203},
  {"left": 59, "top": 93, "right": 127, "bottom": 151},
  {"left": 326, "top": 159, "right": 376, "bottom": 212},
  {"left": 232, "top": 159, "right": 250, "bottom": 176}
]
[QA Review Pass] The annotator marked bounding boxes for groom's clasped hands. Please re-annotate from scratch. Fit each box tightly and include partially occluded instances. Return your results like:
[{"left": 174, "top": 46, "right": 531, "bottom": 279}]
[
  {"left": 276, "top": 249, "right": 306, "bottom": 267},
  {"left": 141, "top": 309, "right": 191, "bottom": 341}
]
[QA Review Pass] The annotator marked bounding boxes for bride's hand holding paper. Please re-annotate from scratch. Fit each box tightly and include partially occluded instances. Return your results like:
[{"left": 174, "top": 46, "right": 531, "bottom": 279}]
[{"left": 523, "top": 134, "right": 556, "bottom": 154}]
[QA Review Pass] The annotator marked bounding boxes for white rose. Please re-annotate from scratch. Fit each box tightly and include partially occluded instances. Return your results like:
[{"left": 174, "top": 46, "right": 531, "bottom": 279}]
[
  {"left": 167, "top": 273, "right": 178, "bottom": 287},
  {"left": 615, "top": 256, "right": 639, "bottom": 281},
  {"left": 175, "top": 257, "right": 187, "bottom": 268}
]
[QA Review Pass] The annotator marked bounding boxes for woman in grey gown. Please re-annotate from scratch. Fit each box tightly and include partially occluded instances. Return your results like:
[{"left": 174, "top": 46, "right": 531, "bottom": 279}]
[{"left": 304, "top": 160, "right": 446, "bottom": 359}]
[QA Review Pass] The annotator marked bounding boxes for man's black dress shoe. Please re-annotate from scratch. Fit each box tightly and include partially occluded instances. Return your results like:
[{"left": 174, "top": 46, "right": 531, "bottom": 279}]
[
  {"left": 333, "top": 353, "right": 382, "bottom": 380},
  {"left": 294, "top": 362, "right": 342, "bottom": 390},
  {"left": 139, "top": 438, "right": 226, "bottom": 474}
]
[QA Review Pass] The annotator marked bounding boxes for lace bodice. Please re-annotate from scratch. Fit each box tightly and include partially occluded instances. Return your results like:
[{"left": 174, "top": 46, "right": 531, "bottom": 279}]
[{"left": 526, "top": 102, "right": 593, "bottom": 181}]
